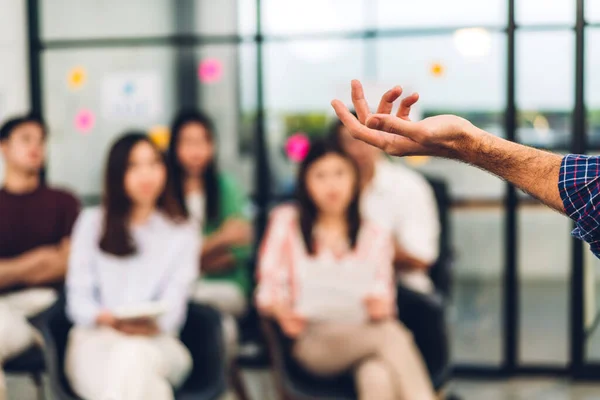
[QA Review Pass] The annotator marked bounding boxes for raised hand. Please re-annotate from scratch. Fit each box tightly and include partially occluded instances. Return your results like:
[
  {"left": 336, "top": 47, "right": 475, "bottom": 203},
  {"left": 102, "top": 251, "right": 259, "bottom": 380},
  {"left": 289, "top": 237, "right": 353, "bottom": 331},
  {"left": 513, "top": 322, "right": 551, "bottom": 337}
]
[{"left": 331, "top": 80, "right": 474, "bottom": 158}]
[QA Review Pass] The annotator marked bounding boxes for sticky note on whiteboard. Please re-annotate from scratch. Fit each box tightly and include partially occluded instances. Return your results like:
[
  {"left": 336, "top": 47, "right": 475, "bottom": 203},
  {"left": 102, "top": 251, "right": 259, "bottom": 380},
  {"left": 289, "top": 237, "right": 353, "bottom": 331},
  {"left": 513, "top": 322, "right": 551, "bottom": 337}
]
[
  {"left": 68, "top": 67, "right": 87, "bottom": 90},
  {"left": 74, "top": 109, "right": 95, "bottom": 134},
  {"left": 285, "top": 133, "right": 310, "bottom": 163},
  {"left": 198, "top": 58, "right": 223, "bottom": 84}
]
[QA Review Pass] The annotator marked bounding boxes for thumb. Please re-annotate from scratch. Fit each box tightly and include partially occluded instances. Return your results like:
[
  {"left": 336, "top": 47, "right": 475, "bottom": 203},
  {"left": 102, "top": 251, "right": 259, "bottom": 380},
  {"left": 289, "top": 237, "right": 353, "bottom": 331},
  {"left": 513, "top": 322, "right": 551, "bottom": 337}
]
[{"left": 366, "top": 114, "right": 422, "bottom": 142}]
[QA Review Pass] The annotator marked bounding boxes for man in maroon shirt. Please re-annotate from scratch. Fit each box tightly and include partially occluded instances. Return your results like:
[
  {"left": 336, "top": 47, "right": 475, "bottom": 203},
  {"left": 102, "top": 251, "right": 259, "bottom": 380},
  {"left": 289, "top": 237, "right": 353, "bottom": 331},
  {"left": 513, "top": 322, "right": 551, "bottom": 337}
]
[{"left": 0, "top": 114, "right": 79, "bottom": 398}]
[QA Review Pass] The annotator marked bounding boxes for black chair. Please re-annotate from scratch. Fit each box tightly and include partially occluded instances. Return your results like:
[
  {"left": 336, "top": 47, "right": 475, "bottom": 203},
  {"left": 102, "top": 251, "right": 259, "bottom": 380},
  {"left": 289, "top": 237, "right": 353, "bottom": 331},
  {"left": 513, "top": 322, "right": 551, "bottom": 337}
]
[
  {"left": 424, "top": 176, "right": 454, "bottom": 299},
  {"left": 37, "top": 298, "right": 227, "bottom": 400},
  {"left": 394, "top": 176, "right": 453, "bottom": 391},
  {"left": 262, "top": 176, "right": 454, "bottom": 399},
  {"left": 4, "top": 347, "right": 46, "bottom": 400}
]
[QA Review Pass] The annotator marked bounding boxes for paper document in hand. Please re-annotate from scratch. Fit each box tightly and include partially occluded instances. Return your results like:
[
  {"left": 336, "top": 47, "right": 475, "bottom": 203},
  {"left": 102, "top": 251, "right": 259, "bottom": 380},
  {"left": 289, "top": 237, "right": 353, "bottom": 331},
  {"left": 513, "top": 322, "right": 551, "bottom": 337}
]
[{"left": 294, "top": 258, "right": 376, "bottom": 323}]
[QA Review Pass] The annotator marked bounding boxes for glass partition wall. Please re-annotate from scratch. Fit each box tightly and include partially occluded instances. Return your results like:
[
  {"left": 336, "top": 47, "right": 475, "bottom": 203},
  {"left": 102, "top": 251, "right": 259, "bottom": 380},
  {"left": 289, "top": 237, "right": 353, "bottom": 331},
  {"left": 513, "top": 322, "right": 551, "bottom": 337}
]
[{"left": 26, "top": 0, "right": 600, "bottom": 378}]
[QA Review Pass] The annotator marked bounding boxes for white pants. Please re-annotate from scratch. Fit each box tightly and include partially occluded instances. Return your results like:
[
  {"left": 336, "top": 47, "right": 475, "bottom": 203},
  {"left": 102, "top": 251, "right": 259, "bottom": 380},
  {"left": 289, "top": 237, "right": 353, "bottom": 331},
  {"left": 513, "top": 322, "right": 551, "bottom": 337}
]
[
  {"left": 65, "top": 327, "right": 192, "bottom": 400},
  {"left": 397, "top": 271, "right": 434, "bottom": 294},
  {"left": 191, "top": 281, "right": 247, "bottom": 360},
  {"left": 0, "top": 288, "right": 57, "bottom": 400}
]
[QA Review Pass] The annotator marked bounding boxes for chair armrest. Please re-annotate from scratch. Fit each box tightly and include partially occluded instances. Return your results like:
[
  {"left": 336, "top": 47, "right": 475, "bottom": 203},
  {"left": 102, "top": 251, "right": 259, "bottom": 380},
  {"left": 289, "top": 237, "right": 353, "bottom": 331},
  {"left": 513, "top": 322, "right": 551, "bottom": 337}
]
[
  {"left": 36, "top": 299, "right": 82, "bottom": 400},
  {"left": 396, "top": 284, "right": 445, "bottom": 316},
  {"left": 260, "top": 317, "right": 286, "bottom": 367}
]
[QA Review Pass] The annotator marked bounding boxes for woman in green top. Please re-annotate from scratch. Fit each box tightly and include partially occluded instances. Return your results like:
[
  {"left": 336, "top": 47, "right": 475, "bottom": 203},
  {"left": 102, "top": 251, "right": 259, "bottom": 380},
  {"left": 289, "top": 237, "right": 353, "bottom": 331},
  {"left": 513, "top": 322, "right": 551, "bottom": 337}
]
[{"left": 167, "top": 110, "right": 253, "bottom": 320}]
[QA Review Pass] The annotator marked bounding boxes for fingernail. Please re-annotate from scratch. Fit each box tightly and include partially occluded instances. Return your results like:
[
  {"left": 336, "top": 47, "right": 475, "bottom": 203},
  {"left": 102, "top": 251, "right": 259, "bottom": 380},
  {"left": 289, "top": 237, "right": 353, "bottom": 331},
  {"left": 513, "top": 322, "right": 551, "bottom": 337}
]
[{"left": 367, "top": 117, "right": 381, "bottom": 128}]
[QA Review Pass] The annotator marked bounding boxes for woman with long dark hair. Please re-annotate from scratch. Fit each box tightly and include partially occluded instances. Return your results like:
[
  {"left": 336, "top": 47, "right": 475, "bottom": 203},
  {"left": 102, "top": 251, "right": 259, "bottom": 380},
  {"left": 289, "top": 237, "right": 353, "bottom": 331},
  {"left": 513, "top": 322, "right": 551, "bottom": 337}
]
[
  {"left": 256, "top": 139, "right": 435, "bottom": 400},
  {"left": 64, "top": 133, "right": 198, "bottom": 400},
  {"left": 167, "top": 110, "right": 252, "bottom": 345}
]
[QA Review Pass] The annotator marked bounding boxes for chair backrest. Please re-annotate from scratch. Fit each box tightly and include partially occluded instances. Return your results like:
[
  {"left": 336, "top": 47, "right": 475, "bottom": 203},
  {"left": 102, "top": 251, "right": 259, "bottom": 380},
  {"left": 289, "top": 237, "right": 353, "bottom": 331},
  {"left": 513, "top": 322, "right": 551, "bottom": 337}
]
[{"left": 423, "top": 176, "right": 454, "bottom": 298}]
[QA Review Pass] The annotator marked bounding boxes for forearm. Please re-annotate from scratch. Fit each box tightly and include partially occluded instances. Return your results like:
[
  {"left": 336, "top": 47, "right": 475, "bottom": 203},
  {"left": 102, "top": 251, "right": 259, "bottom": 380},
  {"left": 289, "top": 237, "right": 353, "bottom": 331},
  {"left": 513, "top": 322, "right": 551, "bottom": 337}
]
[
  {"left": 0, "top": 259, "right": 29, "bottom": 289},
  {"left": 3, "top": 243, "right": 69, "bottom": 287},
  {"left": 201, "top": 233, "right": 227, "bottom": 258},
  {"left": 28, "top": 242, "right": 69, "bottom": 286},
  {"left": 457, "top": 125, "right": 564, "bottom": 212},
  {"left": 201, "top": 249, "right": 237, "bottom": 274},
  {"left": 394, "top": 256, "right": 430, "bottom": 272},
  {"left": 26, "top": 261, "right": 67, "bottom": 286}
]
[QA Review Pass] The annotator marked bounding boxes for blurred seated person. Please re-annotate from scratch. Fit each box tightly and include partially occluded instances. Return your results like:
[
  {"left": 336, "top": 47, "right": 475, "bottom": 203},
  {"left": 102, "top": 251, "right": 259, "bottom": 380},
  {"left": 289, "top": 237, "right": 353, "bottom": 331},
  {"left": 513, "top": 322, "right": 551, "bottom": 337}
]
[
  {"left": 167, "top": 110, "right": 253, "bottom": 351},
  {"left": 65, "top": 133, "right": 198, "bottom": 400},
  {"left": 331, "top": 108, "right": 440, "bottom": 294},
  {"left": 0, "top": 115, "right": 79, "bottom": 399},
  {"left": 256, "top": 140, "right": 435, "bottom": 400}
]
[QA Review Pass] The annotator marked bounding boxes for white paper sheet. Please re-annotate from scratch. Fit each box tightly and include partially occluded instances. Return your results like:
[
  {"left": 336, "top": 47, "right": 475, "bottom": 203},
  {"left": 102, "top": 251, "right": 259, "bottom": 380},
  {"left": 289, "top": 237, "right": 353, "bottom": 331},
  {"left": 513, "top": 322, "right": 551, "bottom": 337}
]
[{"left": 294, "top": 259, "right": 376, "bottom": 323}]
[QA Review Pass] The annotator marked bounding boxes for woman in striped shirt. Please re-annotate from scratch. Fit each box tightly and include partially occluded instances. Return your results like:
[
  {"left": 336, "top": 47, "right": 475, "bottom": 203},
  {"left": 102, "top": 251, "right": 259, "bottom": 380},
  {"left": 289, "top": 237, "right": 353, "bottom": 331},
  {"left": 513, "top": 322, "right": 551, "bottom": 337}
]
[{"left": 256, "top": 139, "right": 435, "bottom": 400}]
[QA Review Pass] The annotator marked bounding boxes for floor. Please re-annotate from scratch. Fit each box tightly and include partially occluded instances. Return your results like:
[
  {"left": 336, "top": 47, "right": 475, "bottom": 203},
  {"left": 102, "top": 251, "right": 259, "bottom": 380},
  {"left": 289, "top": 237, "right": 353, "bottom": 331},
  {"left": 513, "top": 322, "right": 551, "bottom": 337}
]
[{"left": 6, "top": 372, "right": 600, "bottom": 400}]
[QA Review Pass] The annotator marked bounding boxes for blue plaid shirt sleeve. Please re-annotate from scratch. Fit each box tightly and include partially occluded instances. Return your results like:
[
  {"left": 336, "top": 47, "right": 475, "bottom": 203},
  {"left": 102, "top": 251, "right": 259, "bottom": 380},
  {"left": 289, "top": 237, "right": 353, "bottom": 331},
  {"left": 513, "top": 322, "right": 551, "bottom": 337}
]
[{"left": 559, "top": 154, "right": 600, "bottom": 257}]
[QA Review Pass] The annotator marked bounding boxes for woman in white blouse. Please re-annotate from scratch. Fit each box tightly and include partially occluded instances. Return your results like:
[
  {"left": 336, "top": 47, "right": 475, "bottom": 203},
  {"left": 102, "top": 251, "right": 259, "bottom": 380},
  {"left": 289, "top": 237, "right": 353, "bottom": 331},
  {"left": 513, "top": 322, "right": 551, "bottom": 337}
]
[
  {"left": 65, "top": 133, "right": 198, "bottom": 400},
  {"left": 256, "top": 139, "right": 435, "bottom": 400}
]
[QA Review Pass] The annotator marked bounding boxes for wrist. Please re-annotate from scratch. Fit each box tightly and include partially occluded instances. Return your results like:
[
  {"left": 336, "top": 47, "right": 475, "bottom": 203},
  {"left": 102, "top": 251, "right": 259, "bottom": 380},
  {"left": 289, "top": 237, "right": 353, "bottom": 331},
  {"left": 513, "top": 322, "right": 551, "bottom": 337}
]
[{"left": 447, "top": 120, "right": 485, "bottom": 163}]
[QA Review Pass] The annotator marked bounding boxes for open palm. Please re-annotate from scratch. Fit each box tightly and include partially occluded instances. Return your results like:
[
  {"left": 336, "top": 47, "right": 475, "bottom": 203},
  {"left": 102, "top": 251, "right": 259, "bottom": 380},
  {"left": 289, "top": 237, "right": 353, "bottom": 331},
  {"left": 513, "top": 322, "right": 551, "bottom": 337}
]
[{"left": 331, "top": 80, "right": 473, "bottom": 158}]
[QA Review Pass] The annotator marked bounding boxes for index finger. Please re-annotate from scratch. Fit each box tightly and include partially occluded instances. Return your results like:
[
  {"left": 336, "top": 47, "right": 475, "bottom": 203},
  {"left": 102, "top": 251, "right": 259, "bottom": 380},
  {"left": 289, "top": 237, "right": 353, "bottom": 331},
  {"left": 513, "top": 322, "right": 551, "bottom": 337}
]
[
  {"left": 331, "top": 99, "right": 387, "bottom": 150},
  {"left": 351, "top": 80, "right": 371, "bottom": 124}
]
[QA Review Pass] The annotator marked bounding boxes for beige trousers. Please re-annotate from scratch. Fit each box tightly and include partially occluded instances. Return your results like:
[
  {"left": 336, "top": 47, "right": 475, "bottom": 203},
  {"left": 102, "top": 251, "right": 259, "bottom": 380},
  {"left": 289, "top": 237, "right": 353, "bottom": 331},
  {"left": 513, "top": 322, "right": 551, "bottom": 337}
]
[
  {"left": 65, "top": 327, "right": 192, "bottom": 400},
  {"left": 0, "top": 288, "right": 57, "bottom": 400},
  {"left": 293, "top": 320, "right": 436, "bottom": 400}
]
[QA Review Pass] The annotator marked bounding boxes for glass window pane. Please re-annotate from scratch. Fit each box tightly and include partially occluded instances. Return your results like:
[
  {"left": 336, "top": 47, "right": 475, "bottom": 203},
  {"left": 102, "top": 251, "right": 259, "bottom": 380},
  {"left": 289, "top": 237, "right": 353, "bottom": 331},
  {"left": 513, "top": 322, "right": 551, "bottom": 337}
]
[
  {"left": 42, "top": 48, "right": 177, "bottom": 199},
  {"left": 516, "top": 31, "right": 574, "bottom": 147},
  {"left": 376, "top": 33, "right": 506, "bottom": 115},
  {"left": 586, "top": 29, "right": 600, "bottom": 147},
  {"left": 41, "top": 0, "right": 175, "bottom": 40},
  {"left": 518, "top": 206, "right": 570, "bottom": 365},
  {"left": 516, "top": 0, "right": 575, "bottom": 26},
  {"left": 261, "top": 0, "right": 366, "bottom": 35},
  {"left": 451, "top": 209, "right": 504, "bottom": 365},
  {"left": 196, "top": 44, "right": 256, "bottom": 195},
  {"left": 376, "top": 0, "right": 506, "bottom": 29},
  {"left": 376, "top": 33, "right": 506, "bottom": 198},
  {"left": 375, "top": 33, "right": 506, "bottom": 366},
  {"left": 263, "top": 39, "right": 365, "bottom": 194},
  {"left": 408, "top": 159, "right": 504, "bottom": 200},
  {"left": 587, "top": 0, "right": 600, "bottom": 23},
  {"left": 191, "top": 0, "right": 256, "bottom": 36}
]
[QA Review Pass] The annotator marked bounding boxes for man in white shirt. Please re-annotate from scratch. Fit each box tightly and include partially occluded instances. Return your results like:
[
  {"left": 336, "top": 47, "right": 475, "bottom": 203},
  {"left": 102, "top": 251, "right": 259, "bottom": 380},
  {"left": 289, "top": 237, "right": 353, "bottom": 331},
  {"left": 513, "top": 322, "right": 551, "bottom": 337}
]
[{"left": 331, "top": 116, "right": 441, "bottom": 293}]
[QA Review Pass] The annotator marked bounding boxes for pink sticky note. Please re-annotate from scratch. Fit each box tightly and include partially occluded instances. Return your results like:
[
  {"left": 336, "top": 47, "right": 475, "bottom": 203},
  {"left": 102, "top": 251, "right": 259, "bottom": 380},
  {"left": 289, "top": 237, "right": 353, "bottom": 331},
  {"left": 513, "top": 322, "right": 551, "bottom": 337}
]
[
  {"left": 285, "top": 133, "right": 310, "bottom": 163},
  {"left": 198, "top": 58, "right": 223, "bottom": 84},
  {"left": 75, "top": 109, "right": 95, "bottom": 134}
]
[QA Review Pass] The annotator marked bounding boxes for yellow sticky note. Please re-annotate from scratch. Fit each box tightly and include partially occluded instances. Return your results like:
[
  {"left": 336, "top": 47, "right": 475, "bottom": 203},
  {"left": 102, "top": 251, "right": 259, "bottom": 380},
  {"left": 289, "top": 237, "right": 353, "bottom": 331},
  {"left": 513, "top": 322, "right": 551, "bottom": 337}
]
[
  {"left": 430, "top": 62, "right": 445, "bottom": 78},
  {"left": 406, "top": 156, "right": 431, "bottom": 167},
  {"left": 68, "top": 67, "right": 87, "bottom": 90},
  {"left": 149, "top": 126, "right": 170, "bottom": 151}
]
